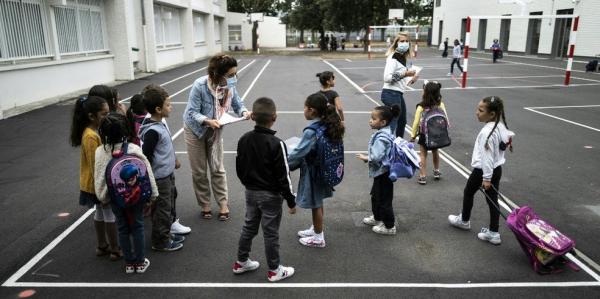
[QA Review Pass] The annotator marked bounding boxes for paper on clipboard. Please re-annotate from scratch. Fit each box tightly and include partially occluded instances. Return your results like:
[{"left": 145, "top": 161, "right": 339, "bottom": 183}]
[
  {"left": 218, "top": 112, "right": 246, "bottom": 126},
  {"left": 401, "top": 65, "right": 423, "bottom": 86}
]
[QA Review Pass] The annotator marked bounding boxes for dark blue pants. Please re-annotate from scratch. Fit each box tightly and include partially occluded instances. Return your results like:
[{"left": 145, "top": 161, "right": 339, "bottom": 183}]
[
  {"left": 111, "top": 201, "right": 145, "bottom": 264},
  {"left": 371, "top": 172, "right": 395, "bottom": 229},
  {"left": 380, "top": 88, "right": 406, "bottom": 138}
]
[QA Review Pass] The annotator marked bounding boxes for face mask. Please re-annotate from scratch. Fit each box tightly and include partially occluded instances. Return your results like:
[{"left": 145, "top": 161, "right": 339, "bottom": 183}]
[
  {"left": 226, "top": 76, "right": 237, "bottom": 88},
  {"left": 395, "top": 42, "right": 409, "bottom": 54}
]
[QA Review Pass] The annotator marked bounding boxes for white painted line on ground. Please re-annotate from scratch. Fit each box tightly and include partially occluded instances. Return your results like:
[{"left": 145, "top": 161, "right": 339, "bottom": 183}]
[
  {"left": 345, "top": 58, "right": 352, "bottom": 62},
  {"left": 473, "top": 52, "right": 589, "bottom": 64},
  {"left": 4, "top": 281, "right": 600, "bottom": 288},
  {"left": 323, "top": 59, "right": 380, "bottom": 106},
  {"left": 524, "top": 108, "right": 600, "bottom": 132},
  {"left": 422, "top": 75, "right": 563, "bottom": 81},
  {"left": 171, "top": 128, "right": 184, "bottom": 141},
  {"left": 161, "top": 66, "right": 208, "bottom": 86},
  {"left": 241, "top": 60, "right": 271, "bottom": 100},
  {"left": 1, "top": 209, "right": 95, "bottom": 287},
  {"left": 524, "top": 104, "right": 600, "bottom": 110},
  {"left": 469, "top": 56, "right": 599, "bottom": 75}
]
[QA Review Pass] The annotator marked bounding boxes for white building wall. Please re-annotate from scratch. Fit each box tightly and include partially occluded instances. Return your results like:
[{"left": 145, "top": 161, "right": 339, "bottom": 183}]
[
  {"left": 433, "top": 0, "right": 598, "bottom": 57},
  {"left": 226, "top": 12, "right": 286, "bottom": 49}
]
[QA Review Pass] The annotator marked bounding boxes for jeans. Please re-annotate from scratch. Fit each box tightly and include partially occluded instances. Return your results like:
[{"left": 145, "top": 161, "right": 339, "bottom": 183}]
[
  {"left": 370, "top": 172, "right": 395, "bottom": 229},
  {"left": 152, "top": 174, "right": 175, "bottom": 248},
  {"left": 461, "top": 167, "right": 502, "bottom": 232},
  {"left": 111, "top": 201, "right": 145, "bottom": 264},
  {"left": 237, "top": 190, "right": 283, "bottom": 270},
  {"left": 380, "top": 88, "right": 407, "bottom": 138},
  {"left": 451, "top": 58, "right": 463, "bottom": 74}
]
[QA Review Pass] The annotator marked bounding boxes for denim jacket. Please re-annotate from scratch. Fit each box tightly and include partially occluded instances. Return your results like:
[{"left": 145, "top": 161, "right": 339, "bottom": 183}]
[
  {"left": 183, "top": 75, "right": 248, "bottom": 138},
  {"left": 368, "top": 126, "right": 394, "bottom": 178}
]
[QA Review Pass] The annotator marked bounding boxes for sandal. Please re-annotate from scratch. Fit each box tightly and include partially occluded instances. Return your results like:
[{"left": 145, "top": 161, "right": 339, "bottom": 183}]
[
  {"left": 96, "top": 245, "right": 110, "bottom": 257},
  {"left": 218, "top": 212, "right": 230, "bottom": 221},
  {"left": 109, "top": 249, "right": 123, "bottom": 261},
  {"left": 201, "top": 211, "right": 212, "bottom": 219}
]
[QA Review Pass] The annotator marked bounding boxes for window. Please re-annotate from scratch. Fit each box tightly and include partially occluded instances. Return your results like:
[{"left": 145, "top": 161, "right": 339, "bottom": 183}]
[
  {"left": 193, "top": 13, "right": 206, "bottom": 44},
  {"left": 53, "top": 0, "right": 106, "bottom": 54},
  {"left": 228, "top": 25, "right": 241, "bottom": 43},
  {"left": 214, "top": 18, "right": 221, "bottom": 42},
  {"left": 436, "top": 0, "right": 441, "bottom": 7},
  {"left": 154, "top": 4, "right": 181, "bottom": 48},
  {"left": 0, "top": 0, "right": 49, "bottom": 60}
]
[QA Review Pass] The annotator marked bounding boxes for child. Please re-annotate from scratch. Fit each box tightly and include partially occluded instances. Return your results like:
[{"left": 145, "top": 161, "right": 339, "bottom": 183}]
[
  {"left": 94, "top": 113, "right": 158, "bottom": 273},
  {"left": 139, "top": 84, "right": 185, "bottom": 252},
  {"left": 288, "top": 93, "right": 344, "bottom": 248},
  {"left": 356, "top": 105, "right": 401, "bottom": 235},
  {"left": 233, "top": 97, "right": 297, "bottom": 282},
  {"left": 88, "top": 85, "right": 127, "bottom": 115},
  {"left": 449, "top": 96, "right": 514, "bottom": 245},
  {"left": 316, "top": 71, "right": 345, "bottom": 121},
  {"left": 69, "top": 95, "right": 122, "bottom": 259},
  {"left": 410, "top": 81, "right": 447, "bottom": 185},
  {"left": 448, "top": 39, "right": 463, "bottom": 76},
  {"left": 126, "top": 94, "right": 147, "bottom": 146},
  {"left": 491, "top": 39, "right": 501, "bottom": 63}
]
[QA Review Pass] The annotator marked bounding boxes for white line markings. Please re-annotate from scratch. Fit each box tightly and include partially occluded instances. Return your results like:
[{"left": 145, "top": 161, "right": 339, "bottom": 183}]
[
  {"left": 469, "top": 56, "right": 598, "bottom": 75},
  {"left": 241, "top": 60, "right": 271, "bottom": 100},
  {"left": 524, "top": 108, "right": 600, "bottom": 132},
  {"left": 525, "top": 104, "right": 600, "bottom": 110},
  {"left": 345, "top": 58, "right": 352, "bottom": 62},
  {"left": 323, "top": 59, "right": 380, "bottom": 106}
]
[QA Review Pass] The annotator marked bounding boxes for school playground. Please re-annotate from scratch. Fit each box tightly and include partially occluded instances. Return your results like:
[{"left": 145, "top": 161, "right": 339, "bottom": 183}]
[{"left": 1, "top": 47, "right": 599, "bottom": 298}]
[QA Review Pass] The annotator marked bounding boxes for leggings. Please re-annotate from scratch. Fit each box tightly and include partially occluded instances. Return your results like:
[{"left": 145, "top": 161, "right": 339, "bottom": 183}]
[
  {"left": 461, "top": 167, "right": 502, "bottom": 232},
  {"left": 450, "top": 58, "right": 463, "bottom": 74}
]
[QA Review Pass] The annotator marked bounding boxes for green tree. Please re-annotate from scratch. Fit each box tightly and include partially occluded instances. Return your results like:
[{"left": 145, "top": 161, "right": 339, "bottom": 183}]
[{"left": 227, "top": 0, "right": 279, "bottom": 51}]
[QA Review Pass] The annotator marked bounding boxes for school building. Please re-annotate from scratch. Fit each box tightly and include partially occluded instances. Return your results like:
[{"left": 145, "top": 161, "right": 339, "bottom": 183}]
[
  {"left": 432, "top": 0, "right": 600, "bottom": 59},
  {"left": 0, "top": 0, "right": 231, "bottom": 119}
]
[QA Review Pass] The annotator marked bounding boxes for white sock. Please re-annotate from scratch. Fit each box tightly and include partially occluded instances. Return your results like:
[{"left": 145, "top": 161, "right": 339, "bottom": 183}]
[{"left": 313, "top": 232, "right": 324, "bottom": 240}]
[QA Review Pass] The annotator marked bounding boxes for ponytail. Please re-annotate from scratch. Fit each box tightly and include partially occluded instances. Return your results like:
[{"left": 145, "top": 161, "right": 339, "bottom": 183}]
[
  {"left": 69, "top": 95, "right": 107, "bottom": 146},
  {"left": 305, "top": 93, "right": 344, "bottom": 142},
  {"left": 316, "top": 71, "right": 334, "bottom": 88},
  {"left": 482, "top": 96, "right": 510, "bottom": 151},
  {"left": 374, "top": 105, "right": 400, "bottom": 127}
]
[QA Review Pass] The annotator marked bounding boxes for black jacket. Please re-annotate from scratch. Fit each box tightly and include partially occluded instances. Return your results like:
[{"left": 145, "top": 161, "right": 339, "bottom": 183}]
[{"left": 236, "top": 126, "right": 296, "bottom": 208}]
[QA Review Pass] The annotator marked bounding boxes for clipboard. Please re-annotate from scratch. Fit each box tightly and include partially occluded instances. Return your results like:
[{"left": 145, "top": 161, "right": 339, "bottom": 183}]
[
  {"left": 401, "top": 65, "right": 423, "bottom": 86},
  {"left": 218, "top": 112, "right": 246, "bottom": 126}
]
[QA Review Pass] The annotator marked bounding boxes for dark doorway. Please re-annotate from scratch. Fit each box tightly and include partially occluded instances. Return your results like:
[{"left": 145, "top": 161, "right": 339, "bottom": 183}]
[
  {"left": 526, "top": 12, "right": 542, "bottom": 55},
  {"left": 460, "top": 18, "right": 467, "bottom": 43},
  {"left": 478, "top": 19, "right": 487, "bottom": 50},
  {"left": 438, "top": 20, "right": 443, "bottom": 46},
  {"left": 552, "top": 9, "right": 574, "bottom": 59},
  {"left": 499, "top": 17, "right": 511, "bottom": 51}
]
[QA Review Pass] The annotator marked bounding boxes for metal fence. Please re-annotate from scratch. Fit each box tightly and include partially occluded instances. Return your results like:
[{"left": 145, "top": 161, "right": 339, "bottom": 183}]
[{"left": 0, "top": 0, "right": 50, "bottom": 61}]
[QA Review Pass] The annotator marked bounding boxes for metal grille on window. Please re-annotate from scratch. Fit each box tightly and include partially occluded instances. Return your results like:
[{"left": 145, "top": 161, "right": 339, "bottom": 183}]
[
  {"left": 214, "top": 19, "right": 221, "bottom": 42},
  {"left": 154, "top": 4, "right": 181, "bottom": 48},
  {"left": 193, "top": 13, "right": 205, "bottom": 44},
  {"left": 0, "top": 0, "right": 49, "bottom": 60},
  {"left": 228, "top": 25, "right": 241, "bottom": 43},
  {"left": 53, "top": 0, "right": 106, "bottom": 55}
]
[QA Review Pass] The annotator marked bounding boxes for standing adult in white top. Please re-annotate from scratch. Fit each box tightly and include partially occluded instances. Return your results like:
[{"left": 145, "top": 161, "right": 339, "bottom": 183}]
[
  {"left": 381, "top": 32, "right": 418, "bottom": 138},
  {"left": 448, "top": 39, "right": 464, "bottom": 76}
]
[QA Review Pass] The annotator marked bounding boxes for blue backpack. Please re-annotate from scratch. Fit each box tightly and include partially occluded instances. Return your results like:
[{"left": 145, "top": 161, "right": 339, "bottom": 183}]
[
  {"left": 105, "top": 142, "right": 153, "bottom": 208},
  {"left": 305, "top": 122, "right": 344, "bottom": 188},
  {"left": 380, "top": 133, "right": 420, "bottom": 181}
]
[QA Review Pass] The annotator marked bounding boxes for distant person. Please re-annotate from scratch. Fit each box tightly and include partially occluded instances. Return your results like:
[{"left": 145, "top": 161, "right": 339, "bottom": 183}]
[
  {"left": 88, "top": 85, "right": 127, "bottom": 115},
  {"left": 448, "top": 39, "right": 463, "bottom": 76},
  {"left": 381, "top": 32, "right": 418, "bottom": 138},
  {"left": 183, "top": 54, "right": 249, "bottom": 221},
  {"left": 491, "top": 39, "right": 501, "bottom": 63},
  {"left": 356, "top": 105, "right": 401, "bottom": 235},
  {"left": 316, "top": 71, "right": 345, "bottom": 121},
  {"left": 410, "top": 81, "right": 448, "bottom": 185},
  {"left": 140, "top": 84, "right": 186, "bottom": 252},
  {"left": 288, "top": 93, "right": 344, "bottom": 248},
  {"left": 449, "top": 96, "right": 514, "bottom": 245},
  {"left": 94, "top": 113, "right": 158, "bottom": 273},
  {"left": 442, "top": 37, "right": 449, "bottom": 58},
  {"left": 341, "top": 37, "right": 346, "bottom": 50},
  {"left": 233, "top": 97, "right": 297, "bottom": 282},
  {"left": 69, "top": 95, "right": 120, "bottom": 260}
]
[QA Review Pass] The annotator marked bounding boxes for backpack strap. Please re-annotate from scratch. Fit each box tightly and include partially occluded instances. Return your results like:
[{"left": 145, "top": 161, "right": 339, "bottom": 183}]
[{"left": 122, "top": 141, "right": 129, "bottom": 155}]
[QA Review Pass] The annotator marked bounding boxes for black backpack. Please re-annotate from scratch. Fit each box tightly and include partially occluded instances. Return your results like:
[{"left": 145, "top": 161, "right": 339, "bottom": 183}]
[{"left": 585, "top": 60, "right": 598, "bottom": 72}]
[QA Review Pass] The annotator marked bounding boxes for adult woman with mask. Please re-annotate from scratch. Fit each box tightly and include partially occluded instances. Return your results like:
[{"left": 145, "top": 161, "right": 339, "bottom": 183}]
[
  {"left": 381, "top": 32, "right": 418, "bottom": 138},
  {"left": 183, "top": 54, "right": 249, "bottom": 221}
]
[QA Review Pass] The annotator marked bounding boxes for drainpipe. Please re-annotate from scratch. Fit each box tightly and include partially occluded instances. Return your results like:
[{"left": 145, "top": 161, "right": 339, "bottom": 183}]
[{"left": 141, "top": 0, "right": 149, "bottom": 72}]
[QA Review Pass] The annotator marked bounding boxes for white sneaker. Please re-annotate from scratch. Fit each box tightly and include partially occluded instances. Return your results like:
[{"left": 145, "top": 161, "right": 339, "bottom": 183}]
[
  {"left": 447, "top": 72, "right": 452, "bottom": 76},
  {"left": 372, "top": 223, "right": 397, "bottom": 235},
  {"left": 170, "top": 219, "right": 191, "bottom": 235},
  {"left": 477, "top": 227, "right": 501, "bottom": 245},
  {"left": 362, "top": 215, "right": 381, "bottom": 226},
  {"left": 297, "top": 225, "right": 316, "bottom": 238},
  {"left": 232, "top": 258, "right": 260, "bottom": 274},
  {"left": 448, "top": 214, "right": 471, "bottom": 230},
  {"left": 299, "top": 234, "right": 326, "bottom": 248},
  {"left": 267, "top": 265, "right": 295, "bottom": 282}
]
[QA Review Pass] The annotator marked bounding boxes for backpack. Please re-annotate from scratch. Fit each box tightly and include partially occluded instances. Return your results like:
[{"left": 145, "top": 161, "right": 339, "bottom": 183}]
[
  {"left": 305, "top": 122, "right": 344, "bottom": 188},
  {"left": 105, "top": 142, "right": 153, "bottom": 208},
  {"left": 585, "top": 60, "right": 598, "bottom": 72},
  {"left": 380, "top": 133, "right": 420, "bottom": 181},
  {"left": 419, "top": 106, "right": 451, "bottom": 149}
]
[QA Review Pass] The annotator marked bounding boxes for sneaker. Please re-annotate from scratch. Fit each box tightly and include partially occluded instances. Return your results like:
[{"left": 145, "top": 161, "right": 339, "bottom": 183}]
[
  {"left": 171, "top": 234, "right": 186, "bottom": 244},
  {"left": 448, "top": 214, "right": 471, "bottom": 230},
  {"left": 372, "top": 223, "right": 397, "bottom": 235},
  {"left": 297, "top": 225, "right": 316, "bottom": 238},
  {"left": 125, "top": 264, "right": 135, "bottom": 274},
  {"left": 135, "top": 258, "right": 150, "bottom": 273},
  {"left": 417, "top": 176, "right": 427, "bottom": 185},
  {"left": 299, "top": 235, "right": 326, "bottom": 248},
  {"left": 232, "top": 258, "right": 260, "bottom": 274},
  {"left": 152, "top": 240, "right": 184, "bottom": 252},
  {"left": 447, "top": 72, "right": 452, "bottom": 76},
  {"left": 267, "top": 265, "right": 295, "bottom": 282},
  {"left": 477, "top": 227, "right": 502, "bottom": 245},
  {"left": 433, "top": 169, "right": 442, "bottom": 180},
  {"left": 362, "top": 215, "right": 381, "bottom": 226},
  {"left": 170, "top": 219, "right": 191, "bottom": 235}
]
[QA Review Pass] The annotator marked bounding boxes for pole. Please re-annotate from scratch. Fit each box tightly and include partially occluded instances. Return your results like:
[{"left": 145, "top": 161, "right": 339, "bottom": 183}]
[
  {"left": 461, "top": 17, "right": 471, "bottom": 88},
  {"left": 564, "top": 16, "right": 579, "bottom": 86},
  {"left": 368, "top": 27, "right": 372, "bottom": 60}
]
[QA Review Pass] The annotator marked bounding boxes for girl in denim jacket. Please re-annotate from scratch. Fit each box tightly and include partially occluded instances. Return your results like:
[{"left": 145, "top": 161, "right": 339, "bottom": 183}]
[
  {"left": 288, "top": 93, "right": 344, "bottom": 248},
  {"left": 356, "top": 105, "right": 401, "bottom": 235}
]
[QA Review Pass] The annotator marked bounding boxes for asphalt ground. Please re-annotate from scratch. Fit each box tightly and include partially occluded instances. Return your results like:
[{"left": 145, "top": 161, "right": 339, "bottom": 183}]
[{"left": 1, "top": 47, "right": 599, "bottom": 298}]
